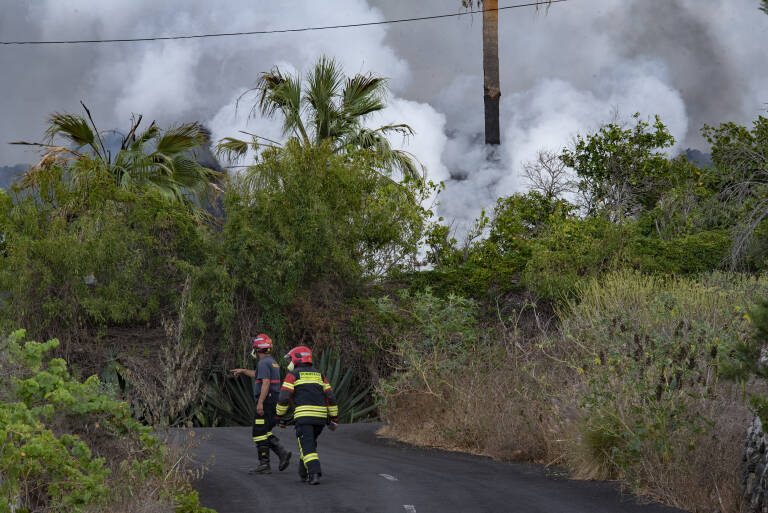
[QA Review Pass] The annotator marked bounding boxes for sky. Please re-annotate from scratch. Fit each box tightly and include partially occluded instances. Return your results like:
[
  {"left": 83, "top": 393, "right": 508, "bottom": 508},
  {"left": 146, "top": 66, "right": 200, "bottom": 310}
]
[{"left": 1, "top": 0, "right": 766, "bottom": 229}]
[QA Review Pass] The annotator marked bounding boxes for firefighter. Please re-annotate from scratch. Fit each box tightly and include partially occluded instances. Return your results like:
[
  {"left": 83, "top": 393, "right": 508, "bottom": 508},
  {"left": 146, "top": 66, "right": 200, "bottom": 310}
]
[
  {"left": 231, "top": 334, "right": 292, "bottom": 474},
  {"left": 275, "top": 346, "right": 338, "bottom": 485}
]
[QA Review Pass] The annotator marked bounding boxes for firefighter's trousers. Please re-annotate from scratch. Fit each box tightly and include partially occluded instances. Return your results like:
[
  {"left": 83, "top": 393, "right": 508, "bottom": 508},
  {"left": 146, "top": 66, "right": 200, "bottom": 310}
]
[
  {"left": 252, "top": 395, "right": 279, "bottom": 459},
  {"left": 295, "top": 423, "right": 324, "bottom": 475}
]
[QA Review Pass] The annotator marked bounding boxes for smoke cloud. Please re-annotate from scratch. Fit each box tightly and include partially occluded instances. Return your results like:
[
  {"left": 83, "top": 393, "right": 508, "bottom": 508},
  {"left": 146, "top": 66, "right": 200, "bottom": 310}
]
[{"left": 1, "top": 0, "right": 766, "bottom": 231}]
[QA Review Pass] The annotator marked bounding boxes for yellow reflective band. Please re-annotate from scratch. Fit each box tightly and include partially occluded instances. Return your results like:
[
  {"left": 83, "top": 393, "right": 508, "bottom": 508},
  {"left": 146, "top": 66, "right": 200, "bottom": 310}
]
[
  {"left": 281, "top": 382, "right": 294, "bottom": 390},
  {"left": 276, "top": 404, "right": 289, "bottom": 415},
  {"left": 253, "top": 432, "right": 272, "bottom": 442},
  {"left": 254, "top": 419, "right": 265, "bottom": 425},
  {"left": 302, "top": 452, "right": 319, "bottom": 463},
  {"left": 322, "top": 383, "right": 332, "bottom": 391},
  {"left": 328, "top": 406, "right": 339, "bottom": 416},
  {"left": 294, "top": 378, "right": 324, "bottom": 386},
  {"left": 297, "top": 437, "right": 308, "bottom": 471},
  {"left": 294, "top": 405, "right": 328, "bottom": 417}
]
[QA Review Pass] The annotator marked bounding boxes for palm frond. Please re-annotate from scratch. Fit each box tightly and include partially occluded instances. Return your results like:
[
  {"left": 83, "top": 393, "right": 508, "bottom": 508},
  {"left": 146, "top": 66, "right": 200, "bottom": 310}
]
[
  {"left": 306, "top": 56, "right": 345, "bottom": 141},
  {"left": 45, "top": 113, "right": 97, "bottom": 151},
  {"left": 156, "top": 122, "right": 208, "bottom": 155},
  {"left": 339, "top": 126, "right": 423, "bottom": 181},
  {"left": 253, "top": 67, "right": 310, "bottom": 145},
  {"left": 216, "top": 137, "right": 252, "bottom": 164},
  {"left": 342, "top": 74, "right": 387, "bottom": 119}
]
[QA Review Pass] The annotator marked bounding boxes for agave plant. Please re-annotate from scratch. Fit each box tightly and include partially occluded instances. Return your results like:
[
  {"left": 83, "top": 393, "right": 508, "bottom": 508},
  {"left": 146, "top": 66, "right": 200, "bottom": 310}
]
[
  {"left": 196, "top": 373, "right": 255, "bottom": 427},
  {"left": 316, "top": 350, "right": 378, "bottom": 423}
]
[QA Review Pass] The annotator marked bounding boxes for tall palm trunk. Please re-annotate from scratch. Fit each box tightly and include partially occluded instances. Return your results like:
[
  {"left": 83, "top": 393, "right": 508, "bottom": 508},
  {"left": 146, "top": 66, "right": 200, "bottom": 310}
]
[{"left": 482, "top": 0, "right": 501, "bottom": 145}]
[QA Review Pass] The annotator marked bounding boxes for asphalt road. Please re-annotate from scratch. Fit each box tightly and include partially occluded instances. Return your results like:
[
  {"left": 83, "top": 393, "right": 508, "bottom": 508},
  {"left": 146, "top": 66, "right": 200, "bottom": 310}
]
[{"left": 190, "top": 423, "right": 687, "bottom": 513}]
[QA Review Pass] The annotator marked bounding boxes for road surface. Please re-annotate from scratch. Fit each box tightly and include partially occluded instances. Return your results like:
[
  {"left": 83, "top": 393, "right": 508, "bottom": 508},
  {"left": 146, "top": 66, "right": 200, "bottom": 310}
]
[{"left": 190, "top": 423, "right": 686, "bottom": 513}]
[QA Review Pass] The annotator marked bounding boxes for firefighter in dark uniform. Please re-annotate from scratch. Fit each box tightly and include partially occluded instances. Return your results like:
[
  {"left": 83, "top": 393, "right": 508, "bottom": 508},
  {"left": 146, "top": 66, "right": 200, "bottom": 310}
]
[
  {"left": 231, "top": 334, "right": 292, "bottom": 474},
  {"left": 275, "top": 345, "right": 338, "bottom": 485}
]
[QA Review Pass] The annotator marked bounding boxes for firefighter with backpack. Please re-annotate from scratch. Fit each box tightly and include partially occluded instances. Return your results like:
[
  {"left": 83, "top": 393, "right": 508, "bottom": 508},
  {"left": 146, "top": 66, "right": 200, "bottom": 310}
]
[{"left": 276, "top": 345, "right": 339, "bottom": 485}]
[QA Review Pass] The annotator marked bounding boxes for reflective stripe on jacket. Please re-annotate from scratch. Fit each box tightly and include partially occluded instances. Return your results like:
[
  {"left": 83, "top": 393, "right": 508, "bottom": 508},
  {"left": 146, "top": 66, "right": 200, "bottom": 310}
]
[{"left": 276, "top": 364, "right": 339, "bottom": 425}]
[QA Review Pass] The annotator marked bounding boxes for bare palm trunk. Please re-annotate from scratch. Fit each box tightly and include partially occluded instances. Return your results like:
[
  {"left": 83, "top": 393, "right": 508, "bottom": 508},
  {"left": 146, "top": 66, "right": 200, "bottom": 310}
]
[{"left": 482, "top": 0, "right": 501, "bottom": 145}]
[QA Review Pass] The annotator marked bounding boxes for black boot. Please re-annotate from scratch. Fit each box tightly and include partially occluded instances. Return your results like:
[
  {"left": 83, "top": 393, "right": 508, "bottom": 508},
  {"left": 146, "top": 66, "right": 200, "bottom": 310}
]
[
  {"left": 248, "top": 447, "right": 271, "bottom": 474},
  {"left": 268, "top": 435, "right": 292, "bottom": 471},
  {"left": 307, "top": 473, "right": 321, "bottom": 485},
  {"left": 298, "top": 463, "right": 308, "bottom": 482}
]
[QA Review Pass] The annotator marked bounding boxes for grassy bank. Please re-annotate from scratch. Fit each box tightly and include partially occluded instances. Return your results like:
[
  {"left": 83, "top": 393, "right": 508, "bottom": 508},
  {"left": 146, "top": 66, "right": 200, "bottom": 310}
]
[{"left": 378, "top": 271, "right": 767, "bottom": 512}]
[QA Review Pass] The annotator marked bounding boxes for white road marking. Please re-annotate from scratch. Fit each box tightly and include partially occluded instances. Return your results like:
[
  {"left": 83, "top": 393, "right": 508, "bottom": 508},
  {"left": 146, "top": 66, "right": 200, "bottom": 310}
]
[
  {"left": 403, "top": 506, "right": 417, "bottom": 513},
  {"left": 378, "top": 473, "right": 399, "bottom": 481}
]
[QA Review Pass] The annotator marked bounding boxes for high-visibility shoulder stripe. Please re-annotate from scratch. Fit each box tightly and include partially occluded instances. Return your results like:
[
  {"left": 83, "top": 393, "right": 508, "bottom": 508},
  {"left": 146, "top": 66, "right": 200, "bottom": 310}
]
[
  {"left": 294, "top": 378, "right": 324, "bottom": 386},
  {"left": 281, "top": 382, "right": 295, "bottom": 390}
]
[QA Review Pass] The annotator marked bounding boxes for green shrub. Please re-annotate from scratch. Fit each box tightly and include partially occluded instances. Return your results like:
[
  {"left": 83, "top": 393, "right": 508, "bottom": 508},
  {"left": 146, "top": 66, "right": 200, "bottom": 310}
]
[
  {"left": 629, "top": 229, "right": 731, "bottom": 274},
  {"left": 221, "top": 142, "right": 432, "bottom": 336},
  {"left": 374, "top": 289, "right": 480, "bottom": 404},
  {"left": 522, "top": 216, "right": 627, "bottom": 302},
  {"left": 553, "top": 271, "right": 764, "bottom": 494},
  {"left": 0, "top": 164, "right": 214, "bottom": 345},
  {"left": 0, "top": 329, "right": 215, "bottom": 513}
]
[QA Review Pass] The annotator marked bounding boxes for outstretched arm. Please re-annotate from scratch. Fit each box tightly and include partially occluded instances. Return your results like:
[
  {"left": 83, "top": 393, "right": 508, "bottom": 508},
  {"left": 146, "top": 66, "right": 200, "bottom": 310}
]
[{"left": 231, "top": 368, "right": 255, "bottom": 378}]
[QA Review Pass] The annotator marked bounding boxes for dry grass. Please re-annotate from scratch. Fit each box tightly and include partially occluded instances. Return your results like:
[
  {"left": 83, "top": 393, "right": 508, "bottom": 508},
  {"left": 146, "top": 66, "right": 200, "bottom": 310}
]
[
  {"left": 379, "top": 355, "right": 562, "bottom": 463},
  {"left": 86, "top": 429, "right": 208, "bottom": 513},
  {"left": 379, "top": 272, "right": 768, "bottom": 513}
]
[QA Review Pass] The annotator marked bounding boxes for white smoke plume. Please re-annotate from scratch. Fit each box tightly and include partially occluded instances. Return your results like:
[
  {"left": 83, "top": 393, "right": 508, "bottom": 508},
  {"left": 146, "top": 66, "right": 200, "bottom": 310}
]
[{"left": 1, "top": 0, "right": 767, "bottom": 232}]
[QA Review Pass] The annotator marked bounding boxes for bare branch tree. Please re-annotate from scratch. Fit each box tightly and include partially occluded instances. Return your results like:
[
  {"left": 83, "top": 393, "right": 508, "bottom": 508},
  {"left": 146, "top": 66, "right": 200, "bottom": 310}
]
[
  {"left": 714, "top": 137, "right": 768, "bottom": 268},
  {"left": 522, "top": 149, "right": 575, "bottom": 199}
]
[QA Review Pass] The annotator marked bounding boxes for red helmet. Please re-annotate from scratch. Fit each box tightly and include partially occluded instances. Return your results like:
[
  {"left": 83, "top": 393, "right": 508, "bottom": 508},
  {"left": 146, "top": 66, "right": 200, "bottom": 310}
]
[
  {"left": 285, "top": 345, "right": 313, "bottom": 365},
  {"left": 251, "top": 334, "right": 273, "bottom": 354}
]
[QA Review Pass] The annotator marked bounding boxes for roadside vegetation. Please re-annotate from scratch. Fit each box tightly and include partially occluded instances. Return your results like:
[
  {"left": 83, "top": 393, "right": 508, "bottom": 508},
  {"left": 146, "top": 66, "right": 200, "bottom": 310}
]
[{"left": 2, "top": 55, "right": 768, "bottom": 512}]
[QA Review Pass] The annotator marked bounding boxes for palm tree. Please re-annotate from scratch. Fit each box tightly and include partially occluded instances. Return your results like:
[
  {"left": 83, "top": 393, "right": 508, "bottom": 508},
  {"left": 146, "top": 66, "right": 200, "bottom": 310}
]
[
  {"left": 14, "top": 103, "right": 222, "bottom": 205},
  {"left": 462, "top": 1, "right": 551, "bottom": 146},
  {"left": 218, "top": 57, "right": 423, "bottom": 181}
]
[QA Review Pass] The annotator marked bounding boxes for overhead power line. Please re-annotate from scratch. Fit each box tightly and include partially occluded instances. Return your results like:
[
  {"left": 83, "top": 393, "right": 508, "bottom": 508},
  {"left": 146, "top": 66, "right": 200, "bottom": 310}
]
[{"left": 1, "top": 0, "right": 570, "bottom": 46}]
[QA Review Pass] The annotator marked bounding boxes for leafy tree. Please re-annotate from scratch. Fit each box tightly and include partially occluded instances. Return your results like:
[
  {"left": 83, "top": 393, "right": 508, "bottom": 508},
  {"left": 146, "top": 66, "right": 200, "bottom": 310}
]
[
  {"left": 703, "top": 116, "right": 768, "bottom": 267},
  {"left": 0, "top": 162, "right": 212, "bottom": 346},
  {"left": 220, "top": 57, "right": 422, "bottom": 181},
  {"left": 14, "top": 104, "right": 221, "bottom": 208},
  {"left": 722, "top": 299, "right": 768, "bottom": 424},
  {"left": 761, "top": 0, "right": 768, "bottom": 14},
  {"left": 561, "top": 114, "right": 675, "bottom": 218},
  {"left": 222, "top": 142, "right": 431, "bottom": 327}
]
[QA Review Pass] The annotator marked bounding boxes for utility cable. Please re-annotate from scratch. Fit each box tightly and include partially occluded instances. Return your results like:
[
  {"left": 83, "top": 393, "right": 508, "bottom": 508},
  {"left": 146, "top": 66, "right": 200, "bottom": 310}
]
[{"left": 1, "top": 0, "right": 571, "bottom": 46}]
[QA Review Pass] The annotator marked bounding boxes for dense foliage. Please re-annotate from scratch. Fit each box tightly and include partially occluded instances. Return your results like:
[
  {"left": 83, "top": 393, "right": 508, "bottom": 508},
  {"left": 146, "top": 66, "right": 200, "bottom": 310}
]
[{"left": 0, "top": 330, "right": 212, "bottom": 513}]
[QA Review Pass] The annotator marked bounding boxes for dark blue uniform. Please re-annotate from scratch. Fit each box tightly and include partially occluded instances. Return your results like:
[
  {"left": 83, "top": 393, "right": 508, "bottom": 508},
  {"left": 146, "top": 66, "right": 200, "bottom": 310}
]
[
  {"left": 252, "top": 356, "right": 283, "bottom": 460},
  {"left": 276, "top": 364, "right": 338, "bottom": 479}
]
